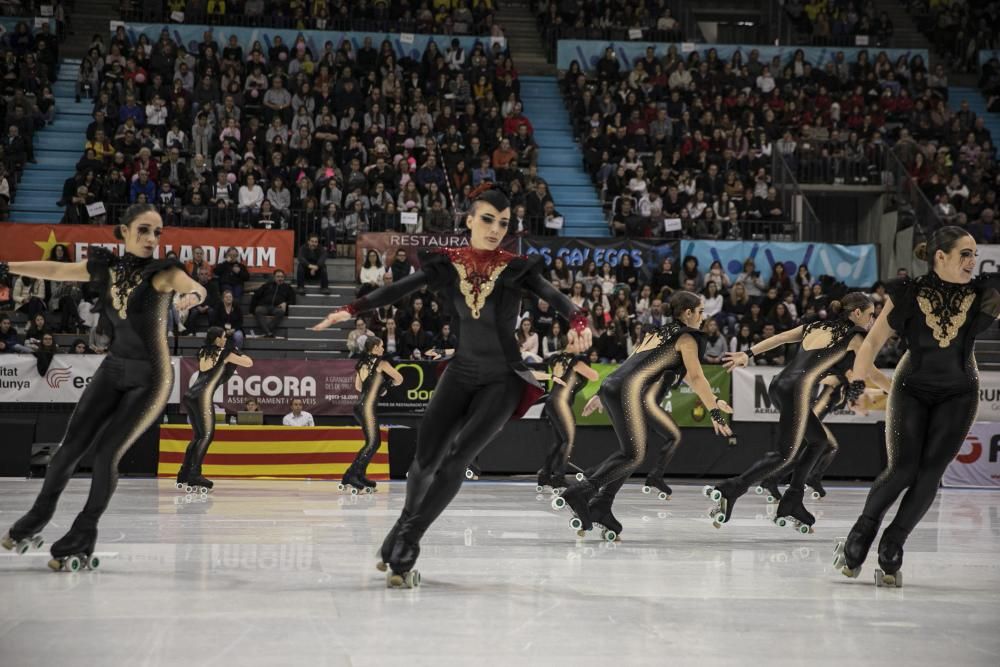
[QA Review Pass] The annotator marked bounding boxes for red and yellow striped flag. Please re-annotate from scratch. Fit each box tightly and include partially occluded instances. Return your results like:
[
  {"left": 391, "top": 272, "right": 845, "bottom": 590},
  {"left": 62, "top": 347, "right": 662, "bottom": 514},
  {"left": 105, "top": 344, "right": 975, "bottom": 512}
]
[{"left": 157, "top": 426, "right": 390, "bottom": 480}]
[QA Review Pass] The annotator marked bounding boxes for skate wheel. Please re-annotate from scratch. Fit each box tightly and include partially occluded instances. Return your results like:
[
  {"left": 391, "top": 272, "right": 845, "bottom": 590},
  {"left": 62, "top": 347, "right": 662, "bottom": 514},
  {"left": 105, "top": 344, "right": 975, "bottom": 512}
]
[
  {"left": 465, "top": 469, "right": 474, "bottom": 479},
  {"left": 713, "top": 511, "right": 726, "bottom": 524},
  {"left": 350, "top": 487, "right": 358, "bottom": 496},
  {"left": 31, "top": 535, "right": 44, "bottom": 550},
  {"left": 375, "top": 561, "right": 387, "bottom": 572},
  {"left": 569, "top": 517, "right": 583, "bottom": 531},
  {"left": 551, "top": 487, "right": 563, "bottom": 496},
  {"left": 576, "top": 529, "right": 587, "bottom": 537},
  {"left": 65, "top": 555, "right": 82, "bottom": 572},
  {"left": 337, "top": 483, "right": 345, "bottom": 492},
  {"left": 642, "top": 485, "right": 651, "bottom": 494},
  {"left": 754, "top": 486, "right": 764, "bottom": 495},
  {"left": 575, "top": 472, "right": 585, "bottom": 481},
  {"left": 710, "top": 489, "right": 723, "bottom": 503},
  {"left": 198, "top": 487, "right": 209, "bottom": 495},
  {"left": 184, "top": 484, "right": 194, "bottom": 494},
  {"left": 47, "top": 558, "right": 63, "bottom": 571},
  {"left": 602, "top": 529, "right": 618, "bottom": 542},
  {"left": 405, "top": 570, "right": 420, "bottom": 588},
  {"left": 536, "top": 485, "right": 544, "bottom": 493},
  {"left": 766, "top": 495, "right": 777, "bottom": 504},
  {"left": 774, "top": 517, "right": 787, "bottom": 528},
  {"left": 658, "top": 492, "right": 669, "bottom": 501},
  {"left": 175, "top": 482, "right": 185, "bottom": 491},
  {"left": 701, "top": 485, "right": 713, "bottom": 498},
  {"left": 88, "top": 555, "right": 100, "bottom": 570},
  {"left": 551, "top": 496, "right": 566, "bottom": 510},
  {"left": 387, "top": 572, "right": 402, "bottom": 588},
  {"left": 798, "top": 524, "right": 812, "bottom": 534},
  {"left": 811, "top": 491, "right": 821, "bottom": 500}
]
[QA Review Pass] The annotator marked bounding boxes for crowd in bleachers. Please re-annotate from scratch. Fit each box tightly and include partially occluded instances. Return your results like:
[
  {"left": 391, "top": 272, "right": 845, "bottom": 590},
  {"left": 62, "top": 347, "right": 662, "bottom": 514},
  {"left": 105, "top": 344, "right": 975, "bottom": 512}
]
[
  {"left": 907, "top": 0, "right": 999, "bottom": 74},
  {"left": 0, "top": 19, "right": 61, "bottom": 219},
  {"left": 63, "top": 25, "right": 561, "bottom": 244},
  {"left": 122, "top": 0, "right": 504, "bottom": 37},
  {"left": 533, "top": 0, "right": 684, "bottom": 61},
  {"left": 783, "top": 0, "right": 892, "bottom": 47},
  {"left": 558, "top": 44, "right": 998, "bottom": 242}
]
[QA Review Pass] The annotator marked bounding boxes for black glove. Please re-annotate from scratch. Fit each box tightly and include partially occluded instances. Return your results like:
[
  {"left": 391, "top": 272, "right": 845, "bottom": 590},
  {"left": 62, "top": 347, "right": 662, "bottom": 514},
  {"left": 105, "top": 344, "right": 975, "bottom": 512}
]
[
  {"left": 845, "top": 380, "right": 866, "bottom": 403},
  {"left": 709, "top": 408, "right": 728, "bottom": 426}
]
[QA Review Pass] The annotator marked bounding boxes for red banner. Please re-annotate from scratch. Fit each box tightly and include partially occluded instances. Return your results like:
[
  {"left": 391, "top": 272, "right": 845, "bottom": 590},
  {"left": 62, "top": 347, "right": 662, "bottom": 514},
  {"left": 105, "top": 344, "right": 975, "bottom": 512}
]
[
  {"left": 180, "top": 358, "right": 360, "bottom": 416},
  {"left": 0, "top": 223, "right": 295, "bottom": 273},
  {"left": 354, "top": 231, "right": 519, "bottom": 278}
]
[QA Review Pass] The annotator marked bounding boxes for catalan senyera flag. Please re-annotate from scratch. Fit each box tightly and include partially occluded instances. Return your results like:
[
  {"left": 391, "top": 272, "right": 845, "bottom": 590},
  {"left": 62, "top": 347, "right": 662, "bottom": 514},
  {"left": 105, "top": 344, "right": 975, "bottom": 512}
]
[{"left": 157, "top": 426, "right": 390, "bottom": 480}]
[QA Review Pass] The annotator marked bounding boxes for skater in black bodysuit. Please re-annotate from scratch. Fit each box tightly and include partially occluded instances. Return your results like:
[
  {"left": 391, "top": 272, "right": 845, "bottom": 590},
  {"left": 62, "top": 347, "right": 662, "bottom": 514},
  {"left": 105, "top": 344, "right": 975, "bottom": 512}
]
[
  {"left": 537, "top": 321, "right": 599, "bottom": 493},
  {"left": 1, "top": 204, "right": 207, "bottom": 571},
  {"left": 836, "top": 227, "right": 1000, "bottom": 586},
  {"left": 557, "top": 291, "right": 734, "bottom": 541},
  {"left": 715, "top": 293, "right": 877, "bottom": 532},
  {"left": 177, "top": 327, "right": 254, "bottom": 494},
  {"left": 312, "top": 185, "right": 581, "bottom": 587},
  {"left": 340, "top": 336, "right": 403, "bottom": 494}
]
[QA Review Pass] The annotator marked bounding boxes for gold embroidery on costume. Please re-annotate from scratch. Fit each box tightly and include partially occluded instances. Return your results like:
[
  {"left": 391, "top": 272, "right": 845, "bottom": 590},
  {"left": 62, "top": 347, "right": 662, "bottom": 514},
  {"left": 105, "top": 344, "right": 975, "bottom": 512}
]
[
  {"left": 454, "top": 260, "right": 506, "bottom": 318},
  {"left": 109, "top": 266, "right": 144, "bottom": 320},
  {"left": 916, "top": 286, "right": 976, "bottom": 348}
]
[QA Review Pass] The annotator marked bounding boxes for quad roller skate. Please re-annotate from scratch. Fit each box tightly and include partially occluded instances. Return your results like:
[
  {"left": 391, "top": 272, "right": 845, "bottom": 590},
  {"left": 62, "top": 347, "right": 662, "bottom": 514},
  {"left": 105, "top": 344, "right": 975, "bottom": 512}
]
[
  {"left": 465, "top": 463, "right": 481, "bottom": 480},
  {"left": 588, "top": 494, "right": 622, "bottom": 542},
  {"left": 48, "top": 520, "right": 100, "bottom": 573},
  {"left": 1, "top": 531, "right": 44, "bottom": 554},
  {"left": 361, "top": 476, "right": 378, "bottom": 492},
  {"left": 175, "top": 465, "right": 190, "bottom": 492},
  {"left": 806, "top": 477, "right": 827, "bottom": 500},
  {"left": 385, "top": 537, "right": 421, "bottom": 589},
  {"left": 754, "top": 478, "right": 782, "bottom": 504},
  {"left": 536, "top": 469, "right": 553, "bottom": 493},
  {"left": 832, "top": 515, "right": 879, "bottom": 579},
  {"left": 874, "top": 526, "right": 906, "bottom": 588},
  {"left": 338, "top": 470, "right": 373, "bottom": 495},
  {"left": 376, "top": 513, "right": 408, "bottom": 573},
  {"left": 642, "top": 474, "right": 672, "bottom": 501},
  {"left": 703, "top": 481, "right": 745, "bottom": 528},
  {"left": 185, "top": 474, "right": 214, "bottom": 496},
  {"left": 552, "top": 481, "right": 596, "bottom": 533},
  {"left": 771, "top": 487, "right": 815, "bottom": 534},
  {"left": 3, "top": 508, "right": 51, "bottom": 555}
]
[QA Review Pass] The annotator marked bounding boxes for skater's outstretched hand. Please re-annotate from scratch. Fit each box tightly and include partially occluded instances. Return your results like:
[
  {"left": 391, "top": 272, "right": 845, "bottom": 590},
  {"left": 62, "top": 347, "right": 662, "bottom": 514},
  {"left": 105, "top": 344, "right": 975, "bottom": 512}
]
[
  {"left": 552, "top": 376, "right": 567, "bottom": 386},
  {"left": 710, "top": 400, "right": 734, "bottom": 437},
  {"left": 722, "top": 351, "right": 748, "bottom": 370},
  {"left": 311, "top": 310, "right": 351, "bottom": 331},
  {"left": 582, "top": 394, "right": 603, "bottom": 416}
]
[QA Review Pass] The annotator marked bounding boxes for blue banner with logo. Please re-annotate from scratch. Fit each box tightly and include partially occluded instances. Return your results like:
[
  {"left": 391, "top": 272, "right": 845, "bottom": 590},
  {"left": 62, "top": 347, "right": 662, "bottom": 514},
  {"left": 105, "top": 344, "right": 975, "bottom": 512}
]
[
  {"left": 679, "top": 240, "right": 878, "bottom": 288},
  {"left": 122, "top": 23, "right": 503, "bottom": 62},
  {"left": 521, "top": 237, "right": 679, "bottom": 281},
  {"left": 557, "top": 40, "right": 928, "bottom": 73}
]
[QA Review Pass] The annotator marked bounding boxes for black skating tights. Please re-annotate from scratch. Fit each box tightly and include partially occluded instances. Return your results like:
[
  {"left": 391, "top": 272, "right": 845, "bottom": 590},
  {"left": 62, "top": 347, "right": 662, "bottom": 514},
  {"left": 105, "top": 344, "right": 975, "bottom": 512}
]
[
  {"left": 348, "top": 395, "right": 381, "bottom": 475},
  {"left": 10, "top": 357, "right": 170, "bottom": 540},
  {"left": 181, "top": 391, "right": 216, "bottom": 478},
  {"left": 396, "top": 366, "right": 522, "bottom": 541},
  {"left": 541, "top": 389, "right": 576, "bottom": 478},
  {"left": 857, "top": 383, "right": 977, "bottom": 548}
]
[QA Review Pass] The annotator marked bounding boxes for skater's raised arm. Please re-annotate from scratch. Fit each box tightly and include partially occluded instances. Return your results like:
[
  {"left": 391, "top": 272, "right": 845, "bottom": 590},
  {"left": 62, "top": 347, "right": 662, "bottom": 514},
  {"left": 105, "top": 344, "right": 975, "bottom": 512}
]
[
  {"left": 849, "top": 299, "right": 894, "bottom": 396},
  {"left": 573, "top": 361, "right": 601, "bottom": 382},
  {"left": 723, "top": 325, "right": 805, "bottom": 370},
  {"left": 153, "top": 266, "right": 209, "bottom": 311},
  {"left": 1, "top": 259, "right": 90, "bottom": 283},
  {"left": 677, "top": 334, "right": 733, "bottom": 436},
  {"left": 312, "top": 271, "right": 431, "bottom": 330},
  {"left": 379, "top": 360, "right": 404, "bottom": 386},
  {"left": 225, "top": 352, "right": 254, "bottom": 368}
]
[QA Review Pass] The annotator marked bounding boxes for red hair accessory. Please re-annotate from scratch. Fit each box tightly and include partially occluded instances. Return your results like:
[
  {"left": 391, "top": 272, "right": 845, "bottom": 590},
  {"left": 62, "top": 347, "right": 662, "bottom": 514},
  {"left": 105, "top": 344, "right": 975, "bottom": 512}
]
[
  {"left": 570, "top": 310, "right": 590, "bottom": 334},
  {"left": 468, "top": 182, "right": 494, "bottom": 200}
]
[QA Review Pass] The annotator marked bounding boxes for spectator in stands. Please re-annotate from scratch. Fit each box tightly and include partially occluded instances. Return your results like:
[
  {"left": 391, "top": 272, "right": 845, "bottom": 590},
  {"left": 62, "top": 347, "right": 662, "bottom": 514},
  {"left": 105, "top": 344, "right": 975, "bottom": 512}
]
[
  {"left": 70, "top": 339, "right": 91, "bottom": 355},
  {"left": 347, "top": 317, "right": 375, "bottom": 358},
  {"left": 296, "top": 233, "right": 329, "bottom": 294},
  {"left": 0, "top": 315, "right": 33, "bottom": 353},
  {"left": 702, "top": 319, "right": 727, "bottom": 364},
  {"left": 388, "top": 249, "right": 414, "bottom": 284},
  {"left": 211, "top": 289, "right": 245, "bottom": 348},
  {"left": 282, "top": 398, "right": 314, "bottom": 427},
  {"left": 214, "top": 247, "right": 249, "bottom": 299},
  {"left": 755, "top": 323, "right": 786, "bottom": 365},
  {"left": 516, "top": 317, "right": 542, "bottom": 363},
  {"left": 399, "top": 318, "right": 432, "bottom": 360},
  {"left": 13, "top": 276, "right": 46, "bottom": 318},
  {"left": 251, "top": 269, "right": 296, "bottom": 338},
  {"left": 245, "top": 398, "right": 261, "bottom": 413}
]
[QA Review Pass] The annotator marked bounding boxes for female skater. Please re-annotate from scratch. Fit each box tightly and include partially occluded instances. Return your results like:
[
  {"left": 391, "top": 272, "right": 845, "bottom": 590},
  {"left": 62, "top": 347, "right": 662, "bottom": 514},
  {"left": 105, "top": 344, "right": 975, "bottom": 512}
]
[
  {"left": 836, "top": 227, "right": 999, "bottom": 586},
  {"left": 311, "top": 185, "right": 581, "bottom": 587},
  {"left": 177, "top": 327, "right": 254, "bottom": 494},
  {"left": 537, "top": 319, "right": 599, "bottom": 493},
  {"left": 1, "top": 204, "right": 206, "bottom": 571},
  {"left": 713, "top": 292, "right": 878, "bottom": 532},
  {"left": 340, "top": 336, "right": 403, "bottom": 494},
  {"left": 556, "top": 291, "right": 734, "bottom": 542}
]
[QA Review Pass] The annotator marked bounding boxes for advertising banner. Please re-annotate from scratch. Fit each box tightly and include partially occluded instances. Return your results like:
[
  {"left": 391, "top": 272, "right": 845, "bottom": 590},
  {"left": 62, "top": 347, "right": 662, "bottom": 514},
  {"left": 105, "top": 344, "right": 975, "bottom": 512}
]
[
  {"left": 943, "top": 422, "right": 1000, "bottom": 488},
  {"left": 158, "top": 425, "right": 389, "bottom": 481},
  {"left": 558, "top": 40, "right": 928, "bottom": 73},
  {"left": 974, "top": 244, "right": 1000, "bottom": 276},
  {"left": 573, "top": 363, "right": 731, "bottom": 428},
  {"left": 0, "top": 223, "right": 295, "bottom": 274},
  {"left": 124, "top": 23, "right": 495, "bottom": 65},
  {"left": 354, "top": 232, "right": 518, "bottom": 279},
  {"left": 0, "top": 354, "right": 181, "bottom": 404},
  {"left": 680, "top": 239, "right": 878, "bottom": 288},
  {"left": 733, "top": 367, "right": 1000, "bottom": 424},
  {"left": 521, "top": 237, "right": 679, "bottom": 282}
]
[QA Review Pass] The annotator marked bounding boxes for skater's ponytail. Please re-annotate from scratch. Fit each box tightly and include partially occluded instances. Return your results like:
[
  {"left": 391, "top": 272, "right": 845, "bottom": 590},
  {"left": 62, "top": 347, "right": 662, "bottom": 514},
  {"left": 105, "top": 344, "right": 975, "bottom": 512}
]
[
  {"left": 833, "top": 292, "right": 872, "bottom": 320},
  {"left": 199, "top": 327, "right": 226, "bottom": 360},
  {"left": 919, "top": 225, "right": 972, "bottom": 269}
]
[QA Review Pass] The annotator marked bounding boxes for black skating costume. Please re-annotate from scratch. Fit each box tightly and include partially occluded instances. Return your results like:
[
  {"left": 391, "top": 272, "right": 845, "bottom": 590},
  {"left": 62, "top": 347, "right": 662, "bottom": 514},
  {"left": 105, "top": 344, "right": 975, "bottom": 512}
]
[
  {"left": 560, "top": 324, "right": 704, "bottom": 540},
  {"left": 341, "top": 352, "right": 390, "bottom": 493},
  {"left": 708, "top": 319, "right": 867, "bottom": 530},
  {"left": 178, "top": 337, "right": 240, "bottom": 493},
  {"left": 642, "top": 374, "right": 683, "bottom": 500},
  {"left": 538, "top": 352, "right": 591, "bottom": 491},
  {"left": 837, "top": 271, "right": 999, "bottom": 584},
  {"left": 3, "top": 247, "right": 182, "bottom": 569},
  {"left": 336, "top": 247, "right": 580, "bottom": 584}
]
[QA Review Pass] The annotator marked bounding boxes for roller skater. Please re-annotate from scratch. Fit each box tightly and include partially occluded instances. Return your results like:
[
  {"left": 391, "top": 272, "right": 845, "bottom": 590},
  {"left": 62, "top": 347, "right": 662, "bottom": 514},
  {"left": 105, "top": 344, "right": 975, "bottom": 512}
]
[
  {"left": 640, "top": 374, "right": 685, "bottom": 501},
  {"left": 1, "top": 204, "right": 207, "bottom": 569},
  {"left": 838, "top": 227, "right": 1000, "bottom": 586},
  {"left": 177, "top": 327, "right": 254, "bottom": 494},
  {"left": 312, "top": 185, "right": 581, "bottom": 585},
  {"left": 340, "top": 337, "right": 402, "bottom": 494},
  {"left": 556, "top": 291, "right": 734, "bottom": 540},
  {"left": 715, "top": 292, "right": 877, "bottom": 531},
  {"left": 537, "top": 323, "right": 598, "bottom": 494}
]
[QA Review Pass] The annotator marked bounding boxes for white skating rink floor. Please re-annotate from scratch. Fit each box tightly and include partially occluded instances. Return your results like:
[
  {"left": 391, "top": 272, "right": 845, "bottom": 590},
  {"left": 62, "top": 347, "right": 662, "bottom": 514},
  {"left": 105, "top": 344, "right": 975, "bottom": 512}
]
[{"left": 1, "top": 479, "right": 998, "bottom": 667}]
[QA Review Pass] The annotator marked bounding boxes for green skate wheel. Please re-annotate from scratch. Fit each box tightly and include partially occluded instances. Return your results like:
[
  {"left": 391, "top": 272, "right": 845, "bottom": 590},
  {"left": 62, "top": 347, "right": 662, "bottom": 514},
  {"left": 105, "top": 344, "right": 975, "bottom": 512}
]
[
  {"left": 713, "top": 511, "right": 726, "bottom": 524},
  {"left": 798, "top": 524, "right": 811, "bottom": 534},
  {"left": 710, "top": 489, "right": 723, "bottom": 502},
  {"left": 642, "top": 486, "right": 651, "bottom": 494},
  {"left": 774, "top": 517, "right": 787, "bottom": 527},
  {"left": 551, "top": 496, "right": 566, "bottom": 510},
  {"left": 603, "top": 529, "right": 618, "bottom": 542},
  {"left": 658, "top": 492, "right": 669, "bottom": 501},
  {"left": 536, "top": 485, "right": 544, "bottom": 492},
  {"left": 569, "top": 517, "right": 582, "bottom": 530},
  {"left": 754, "top": 486, "right": 764, "bottom": 495},
  {"left": 88, "top": 555, "right": 100, "bottom": 570},
  {"left": 65, "top": 555, "right": 81, "bottom": 572}
]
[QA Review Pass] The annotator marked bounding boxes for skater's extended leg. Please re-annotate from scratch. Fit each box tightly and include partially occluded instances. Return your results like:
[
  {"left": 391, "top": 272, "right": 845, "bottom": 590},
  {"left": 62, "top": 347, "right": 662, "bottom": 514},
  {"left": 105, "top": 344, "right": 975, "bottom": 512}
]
[{"left": 585, "top": 376, "right": 649, "bottom": 489}]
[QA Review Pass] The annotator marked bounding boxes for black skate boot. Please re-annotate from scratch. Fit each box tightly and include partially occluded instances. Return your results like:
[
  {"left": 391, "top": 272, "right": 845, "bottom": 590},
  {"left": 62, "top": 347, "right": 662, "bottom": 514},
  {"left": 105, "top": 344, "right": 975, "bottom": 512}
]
[
  {"left": 754, "top": 477, "right": 782, "bottom": 503},
  {"left": 2, "top": 506, "right": 52, "bottom": 555},
  {"left": 186, "top": 473, "right": 214, "bottom": 495},
  {"left": 773, "top": 486, "right": 815, "bottom": 534},
  {"left": 175, "top": 462, "right": 191, "bottom": 491},
  {"left": 806, "top": 477, "right": 827, "bottom": 499},
  {"left": 376, "top": 512, "right": 409, "bottom": 572},
  {"left": 875, "top": 525, "right": 906, "bottom": 587},
  {"left": 703, "top": 479, "right": 746, "bottom": 527},
  {"left": 588, "top": 492, "right": 622, "bottom": 542},
  {"left": 642, "top": 473, "right": 672, "bottom": 500},
  {"left": 465, "top": 463, "right": 481, "bottom": 480},
  {"left": 552, "top": 480, "right": 596, "bottom": 532},
  {"left": 360, "top": 475, "right": 378, "bottom": 491},
  {"left": 833, "top": 515, "right": 879, "bottom": 579},
  {"left": 548, "top": 473, "right": 569, "bottom": 494},
  {"left": 49, "top": 516, "right": 100, "bottom": 572},
  {"left": 536, "top": 468, "right": 553, "bottom": 492},
  {"left": 386, "top": 530, "right": 421, "bottom": 588},
  {"left": 339, "top": 468, "right": 370, "bottom": 495}
]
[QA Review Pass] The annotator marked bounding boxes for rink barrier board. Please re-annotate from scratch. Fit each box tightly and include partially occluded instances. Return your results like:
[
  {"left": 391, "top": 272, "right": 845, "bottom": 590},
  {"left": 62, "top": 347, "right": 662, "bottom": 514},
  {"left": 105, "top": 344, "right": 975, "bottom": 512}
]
[{"left": 157, "top": 425, "right": 389, "bottom": 480}]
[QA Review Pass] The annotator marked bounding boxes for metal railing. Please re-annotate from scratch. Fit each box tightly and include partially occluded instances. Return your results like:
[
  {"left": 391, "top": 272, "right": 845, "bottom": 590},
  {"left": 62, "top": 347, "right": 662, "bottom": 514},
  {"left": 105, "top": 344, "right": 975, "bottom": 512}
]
[
  {"left": 786, "top": 140, "right": 889, "bottom": 186},
  {"left": 771, "top": 151, "right": 822, "bottom": 241},
  {"left": 880, "top": 145, "right": 944, "bottom": 248}
]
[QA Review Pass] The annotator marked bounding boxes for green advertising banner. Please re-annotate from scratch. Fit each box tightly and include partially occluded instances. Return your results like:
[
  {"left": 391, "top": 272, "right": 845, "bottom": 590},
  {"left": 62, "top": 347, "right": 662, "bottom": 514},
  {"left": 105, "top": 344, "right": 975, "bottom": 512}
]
[{"left": 568, "top": 364, "right": 732, "bottom": 428}]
